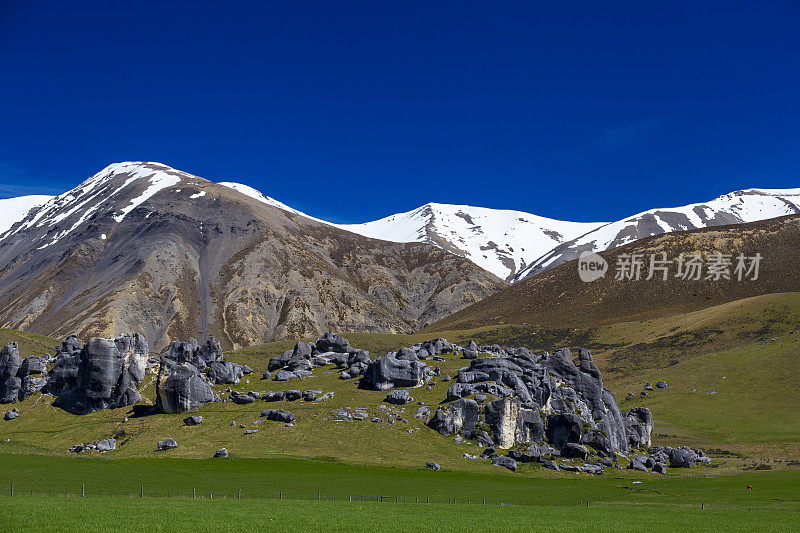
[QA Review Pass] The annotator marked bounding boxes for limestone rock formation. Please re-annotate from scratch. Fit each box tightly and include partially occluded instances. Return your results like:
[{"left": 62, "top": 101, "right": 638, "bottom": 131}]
[{"left": 51, "top": 335, "right": 148, "bottom": 415}]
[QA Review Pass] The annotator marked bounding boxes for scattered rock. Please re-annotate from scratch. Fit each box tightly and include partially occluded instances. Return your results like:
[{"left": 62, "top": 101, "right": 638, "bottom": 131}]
[
  {"left": 303, "top": 390, "right": 323, "bottom": 401},
  {"left": 214, "top": 448, "right": 228, "bottom": 458},
  {"left": 425, "top": 462, "right": 440, "bottom": 471},
  {"left": 96, "top": 438, "right": 116, "bottom": 452},
  {"left": 157, "top": 438, "right": 178, "bottom": 451},
  {"left": 491, "top": 455, "right": 518, "bottom": 471},
  {"left": 542, "top": 460, "right": 560, "bottom": 471},
  {"left": 261, "top": 409, "right": 295, "bottom": 423},
  {"left": 263, "top": 391, "right": 285, "bottom": 402},
  {"left": 183, "top": 415, "right": 203, "bottom": 426},
  {"left": 230, "top": 391, "right": 256, "bottom": 404},
  {"left": 655, "top": 381, "right": 667, "bottom": 390},
  {"left": 3, "top": 408, "right": 19, "bottom": 421},
  {"left": 385, "top": 389, "right": 412, "bottom": 405}
]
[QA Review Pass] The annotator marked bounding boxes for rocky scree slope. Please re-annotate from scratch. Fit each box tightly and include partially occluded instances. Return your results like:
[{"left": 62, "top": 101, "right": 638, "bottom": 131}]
[{"left": 0, "top": 162, "right": 502, "bottom": 349}]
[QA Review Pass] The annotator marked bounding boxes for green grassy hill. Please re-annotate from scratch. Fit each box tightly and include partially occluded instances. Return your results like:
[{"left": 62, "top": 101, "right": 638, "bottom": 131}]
[{"left": 1, "top": 293, "right": 799, "bottom": 471}]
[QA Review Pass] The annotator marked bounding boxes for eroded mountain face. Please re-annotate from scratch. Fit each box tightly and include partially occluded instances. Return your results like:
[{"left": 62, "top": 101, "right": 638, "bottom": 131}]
[{"left": 0, "top": 163, "right": 503, "bottom": 350}]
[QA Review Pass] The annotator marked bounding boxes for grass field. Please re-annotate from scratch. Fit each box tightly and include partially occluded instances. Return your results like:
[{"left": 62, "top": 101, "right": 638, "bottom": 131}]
[
  {"left": 0, "top": 454, "right": 798, "bottom": 532},
  {"left": 1, "top": 294, "right": 800, "bottom": 530},
  {"left": 2, "top": 497, "right": 799, "bottom": 532}
]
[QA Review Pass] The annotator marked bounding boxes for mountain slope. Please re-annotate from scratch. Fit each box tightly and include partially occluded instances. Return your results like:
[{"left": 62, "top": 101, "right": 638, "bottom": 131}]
[
  {"left": 430, "top": 214, "right": 800, "bottom": 331},
  {"left": 515, "top": 188, "right": 800, "bottom": 281},
  {"left": 0, "top": 195, "right": 54, "bottom": 236},
  {"left": 336, "top": 203, "right": 605, "bottom": 281},
  {"left": 0, "top": 162, "right": 502, "bottom": 349}
]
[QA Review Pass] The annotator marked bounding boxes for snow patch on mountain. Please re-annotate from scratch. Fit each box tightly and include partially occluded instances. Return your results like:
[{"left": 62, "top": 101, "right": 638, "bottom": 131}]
[{"left": 0, "top": 195, "right": 54, "bottom": 236}]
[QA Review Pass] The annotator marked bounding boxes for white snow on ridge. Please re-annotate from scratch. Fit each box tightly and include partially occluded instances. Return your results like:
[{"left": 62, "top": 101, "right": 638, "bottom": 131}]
[
  {"left": 0, "top": 195, "right": 53, "bottom": 236},
  {"left": 112, "top": 165, "right": 182, "bottom": 223},
  {"left": 516, "top": 187, "right": 800, "bottom": 281},
  {"left": 336, "top": 203, "right": 606, "bottom": 281}
]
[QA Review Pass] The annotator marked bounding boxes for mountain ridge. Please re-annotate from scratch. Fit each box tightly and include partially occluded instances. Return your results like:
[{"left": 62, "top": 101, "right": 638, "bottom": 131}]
[
  {"left": 2, "top": 161, "right": 798, "bottom": 283},
  {"left": 0, "top": 162, "right": 502, "bottom": 349}
]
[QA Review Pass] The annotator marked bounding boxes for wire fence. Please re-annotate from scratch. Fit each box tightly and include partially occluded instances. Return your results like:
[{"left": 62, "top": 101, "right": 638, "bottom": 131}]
[{"left": 3, "top": 474, "right": 715, "bottom": 508}]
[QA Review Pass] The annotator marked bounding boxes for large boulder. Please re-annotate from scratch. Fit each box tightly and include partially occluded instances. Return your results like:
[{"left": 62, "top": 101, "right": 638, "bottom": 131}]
[
  {"left": 0, "top": 343, "right": 23, "bottom": 403},
  {"left": 362, "top": 354, "right": 426, "bottom": 390},
  {"left": 667, "top": 447, "right": 698, "bottom": 468},
  {"left": 96, "top": 438, "right": 116, "bottom": 452},
  {"left": 624, "top": 407, "right": 654, "bottom": 449},
  {"left": 208, "top": 361, "right": 245, "bottom": 385},
  {"left": 155, "top": 359, "right": 215, "bottom": 414},
  {"left": 491, "top": 455, "right": 518, "bottom": 471},
  {"left": 315, "top": 333, "right": 351, "bottom": 353},
  {"left": 428, "top": 398, "right": 480, "bottom": 437},
  {"left": 52, "top": 335, "right": 148, "bottom": 414},
  {"left": 562, "top": 442, "right": 590, "bottom": 460}
]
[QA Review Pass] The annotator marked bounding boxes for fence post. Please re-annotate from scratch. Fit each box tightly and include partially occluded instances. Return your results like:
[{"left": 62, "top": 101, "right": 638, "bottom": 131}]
[
  {"left": 193, "top": 488, "right": 196, "bottom": 499},
  {"left": 238, "top": 489, "right": 241, "bottom": 500},
  {"left": 280, "top": 491, "right": 283, "bottom": 500},
  {"left": 140, "top": 486, "right": 143, "bottom": 498},
  {"left": 318, "top": 491, "right": 320, "bottom": 501},
  {"left": 82, "top": 485, "right": 85, "bottom": 498},
  {"left": 11, "top": 483, "right": 13, "bottom": 497},
  {"left": 483, "top": 497, "right": 486, "bottom": 505}
]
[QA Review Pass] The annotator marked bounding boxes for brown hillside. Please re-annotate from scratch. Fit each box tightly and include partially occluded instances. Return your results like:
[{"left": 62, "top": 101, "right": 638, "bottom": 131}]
[{"left": 428, "top": 214, "right": 800, "bottom": 331}]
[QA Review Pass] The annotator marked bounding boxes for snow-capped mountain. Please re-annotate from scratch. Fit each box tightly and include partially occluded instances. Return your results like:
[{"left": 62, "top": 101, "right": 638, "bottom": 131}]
[
  {"left": 0, "top": 161, "right": 501, "bottom": 349},
  {"left": 3, "top": 161, "right": 799, "bottom": 286},
  {"left": 514, "top": 188, "right": 800, "bottom": 281},
  {"left": 0, "top": 195, "right": 54, "bottom": 235},
  {"left": 336, "top": 204, "right": 605, "bottom": 281}
]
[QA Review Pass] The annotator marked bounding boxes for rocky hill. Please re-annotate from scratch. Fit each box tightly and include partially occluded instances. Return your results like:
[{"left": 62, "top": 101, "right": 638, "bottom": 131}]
[
  {"left": 430, "top": 214, "right": 800, "bottom": 331},
  {"left": 0, "top": 162, "right": 502, "bottom": 350}
]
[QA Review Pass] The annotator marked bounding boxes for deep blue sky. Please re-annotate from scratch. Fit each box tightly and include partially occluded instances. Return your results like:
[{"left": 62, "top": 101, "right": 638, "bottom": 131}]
[{"left": 1, "top": 1, "right": 798, "bottom": 223}]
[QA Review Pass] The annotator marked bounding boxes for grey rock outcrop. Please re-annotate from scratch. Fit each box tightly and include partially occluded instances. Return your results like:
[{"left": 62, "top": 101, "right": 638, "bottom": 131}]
[
  {"left": 51, "top": 335, "right": 148, "bottom": 415},
  {"left": 624, "top": 407, "right": 654, "bottom": 449},
  {"left": 155, "top": 359, "right": 215, "bottom": 414},
  {"left": 214, "top": 448, "right": 228, "bottom": 458},
  {"left": 208, "top": 361, "right": 245, "bottom": 385},
  {"left": 428, "top": 398, "right": 479, "bottom": 437},
  {"left": 183, "top": 415, "right": 203, "bottom": 425},
  {"left": 362, "top": 354, "right": 426, "bottom": 390},
  {"left": 0, "top": 343, "right": 23, "bottom": 403},
  {"left": 3, "top": 407, "right": 19, "bottom": 420}
]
